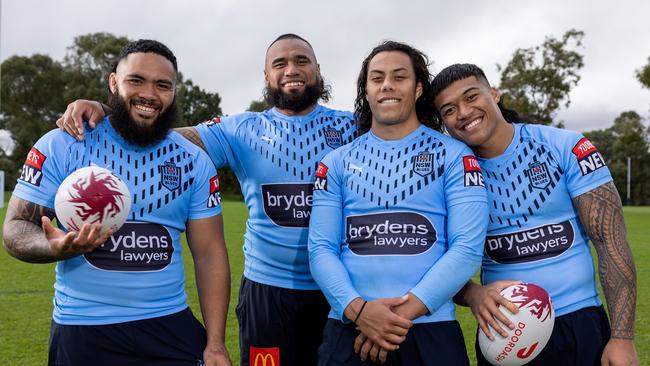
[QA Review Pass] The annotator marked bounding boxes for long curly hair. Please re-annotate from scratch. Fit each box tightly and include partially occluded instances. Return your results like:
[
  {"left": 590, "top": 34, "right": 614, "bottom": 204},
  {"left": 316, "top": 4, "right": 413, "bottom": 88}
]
[{"left": 354, "top": 41, "right": 439, "bottom": 135}]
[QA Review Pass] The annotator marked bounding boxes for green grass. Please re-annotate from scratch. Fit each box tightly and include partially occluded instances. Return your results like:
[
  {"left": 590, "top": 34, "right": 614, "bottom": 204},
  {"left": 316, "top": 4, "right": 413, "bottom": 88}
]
[{"left": 1, "top": 200, "right": 648, "bottom": 365}]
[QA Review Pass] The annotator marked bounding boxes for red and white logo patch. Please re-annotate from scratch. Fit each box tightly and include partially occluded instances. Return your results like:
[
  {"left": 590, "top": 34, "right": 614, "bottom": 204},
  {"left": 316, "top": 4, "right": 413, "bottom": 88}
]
[
  {"left": 250, "top": 346, "right": 280, "bottom": 366},
  {"left": 207, "top": 175, "right": 221, "bottom": 208},
  {"left": 463, "top": 155, "right": 485, "bottom": 187},
  {"left": 572, "top": 137, "right": 606, "bottom": 176},
  {"left": 19, "top": 147, "right": 47, "bottom": 186},
  {"left": 314, "top": 163, "right": 328, "bottom": 191}
]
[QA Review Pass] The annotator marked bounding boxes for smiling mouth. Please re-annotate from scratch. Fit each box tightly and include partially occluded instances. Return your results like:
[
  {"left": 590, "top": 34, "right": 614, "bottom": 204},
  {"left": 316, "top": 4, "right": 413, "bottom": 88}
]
[
  {"left": 462, "top": 117, "right": 482, "bottom": 131},
  {"left": 378, "top": 97, "right": 400, "bottom": 104},
  {"left": 282, "top": 81, "right": 305, "bottom": 88}
]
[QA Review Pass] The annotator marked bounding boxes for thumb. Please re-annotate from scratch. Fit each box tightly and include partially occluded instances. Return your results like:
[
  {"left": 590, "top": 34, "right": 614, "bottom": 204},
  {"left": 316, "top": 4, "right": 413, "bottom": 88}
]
[
  {"left": 385, "top": 294, "right": 409, "bottom": 306},
  {"left": 41, "top": 216, "right": 55, "bottom": 238}
]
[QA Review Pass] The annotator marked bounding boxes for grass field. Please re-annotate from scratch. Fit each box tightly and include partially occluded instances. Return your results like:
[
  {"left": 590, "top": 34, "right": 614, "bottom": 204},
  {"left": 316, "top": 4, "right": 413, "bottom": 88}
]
[{"left": 0, "top": 198, "right": 648, "bottom": 365}]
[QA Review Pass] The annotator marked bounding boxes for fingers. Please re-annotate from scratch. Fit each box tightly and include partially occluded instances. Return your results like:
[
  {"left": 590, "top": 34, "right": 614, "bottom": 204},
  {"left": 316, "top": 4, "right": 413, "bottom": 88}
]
[
  {"left": 354, "top": 333, "right": 366, "bottom": 354},
  {"left": 378, "top": 348, "right": 389, "bottom": 363},
  {"left": 369, "top": 343, "right": 380, "bottom": 363},
  {"left": 358, "top": 337, "right": 373, "bottom": 361}
]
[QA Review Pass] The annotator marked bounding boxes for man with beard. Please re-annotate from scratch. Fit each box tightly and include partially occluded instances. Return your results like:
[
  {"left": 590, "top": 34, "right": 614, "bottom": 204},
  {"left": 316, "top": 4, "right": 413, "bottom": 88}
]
[
  {"left": 55, "top": 33, "right": 356, "bottom": 366},
  {"left": 3, "top": 40, "right": 232, "bottom": 366}
]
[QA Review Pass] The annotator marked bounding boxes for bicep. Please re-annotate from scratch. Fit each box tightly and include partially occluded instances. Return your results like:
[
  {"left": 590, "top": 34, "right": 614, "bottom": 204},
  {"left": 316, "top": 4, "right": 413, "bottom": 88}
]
[
  {"left": 185, "top": 215, "right": 226, "bottom": 257},
  {"left": 572, "top": 181, "right": 625, "bottom": 244},
  {"left": 176, "top": 127, "right": 208, "bottom": 152}
]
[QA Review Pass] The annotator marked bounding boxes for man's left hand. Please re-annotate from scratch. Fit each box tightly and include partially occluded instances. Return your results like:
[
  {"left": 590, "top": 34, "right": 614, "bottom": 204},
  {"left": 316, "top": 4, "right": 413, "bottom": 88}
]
[
  {"left": 601, "top": 338, "right": 638, "bottom": 366},
  {"left": 203, "top": 343, "right": 231, "bottom": 366}
]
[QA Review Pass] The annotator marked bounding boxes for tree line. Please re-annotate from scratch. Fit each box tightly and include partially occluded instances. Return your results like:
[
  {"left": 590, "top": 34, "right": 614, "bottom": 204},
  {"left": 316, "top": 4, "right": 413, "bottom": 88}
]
[{"left": 1, "top": 31, "right": 648, "bottom": 204}]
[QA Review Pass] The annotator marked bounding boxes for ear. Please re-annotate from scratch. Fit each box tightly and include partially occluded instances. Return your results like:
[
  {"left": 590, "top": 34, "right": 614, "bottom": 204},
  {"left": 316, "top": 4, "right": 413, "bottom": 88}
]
[
  {"left": 415, "top": 82, "right": 423, "bottom": 100},
  {"left": 264, "top": 69, "right": 269, "bottom": 85},
  {"left": 490, "top": 87, "right": 500, "bottom": 103},
  {"left": 109, "top": 73, "right": 118, "bottom": 94}
]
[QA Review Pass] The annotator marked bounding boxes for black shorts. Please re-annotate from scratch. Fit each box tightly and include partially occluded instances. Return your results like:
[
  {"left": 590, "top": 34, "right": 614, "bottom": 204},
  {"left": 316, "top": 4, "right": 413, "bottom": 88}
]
[
  {"left": 48, "top": 307, "right": 206, "bottom": 366},
  {"left": 236, "top": 277, "right": 330, "bottom": 366},
  {"left": 318, "top": 318, "right": 470, "bottom": 366},
  {"left": 475, "top": 306, "right": 611, "bottom": 366}
]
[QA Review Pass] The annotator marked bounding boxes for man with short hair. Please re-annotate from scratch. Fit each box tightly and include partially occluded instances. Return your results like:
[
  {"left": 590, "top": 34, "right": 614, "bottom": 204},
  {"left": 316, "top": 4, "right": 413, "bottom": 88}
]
[
  {"left": 56, "top": 33, "right": 356, "bottom": 366},
  {"left": 4, "top": 39, "right": 232, "bottom": 365},
  {"left": 431, "top": 63, "right": 638, "bottom": 366},
  {"left": 309, "top": 41, "right": 488, "bottom": 365}
]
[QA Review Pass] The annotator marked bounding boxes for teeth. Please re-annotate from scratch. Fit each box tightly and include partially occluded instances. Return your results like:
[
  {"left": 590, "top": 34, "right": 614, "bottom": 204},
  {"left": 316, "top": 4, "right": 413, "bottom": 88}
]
[
  {"left": 464, "top": 118, "right": 481, "bottom": 131},
  {"left": 284, "top": 81, "right": 304, "bottom": 87},
  {"left": 134, "top": 104, "right": 156, "bottom": 113},
  {"left": 380, "top": 98, "right": 399, "bottom": 103}
]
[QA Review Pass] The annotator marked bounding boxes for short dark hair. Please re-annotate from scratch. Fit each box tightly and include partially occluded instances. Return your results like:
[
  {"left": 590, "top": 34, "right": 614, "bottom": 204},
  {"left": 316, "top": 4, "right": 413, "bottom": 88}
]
[
  {"left": 354, "top": 41, "right": 439, "bottom": 135},
  {"left": 431, "top": 63, "right": 522, "bottom": 123},
  {"left": 267, "top": 33, "right": 313, "bottom": 51},
  {"left": 110, "top": 39, "right": 178, "bottom": 73}
]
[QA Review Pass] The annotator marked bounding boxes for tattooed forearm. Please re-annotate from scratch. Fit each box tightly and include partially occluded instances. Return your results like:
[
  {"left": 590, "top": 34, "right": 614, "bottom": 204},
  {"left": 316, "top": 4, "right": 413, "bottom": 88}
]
[
  {"left": 2, "top": 196, "right": 57, "bottom": 263},
  {"left": 176, "top": 127, "right": 207, "bottom": 152},
  {"left": 573, "top": 181, "right": 637, "bottom": 339}
]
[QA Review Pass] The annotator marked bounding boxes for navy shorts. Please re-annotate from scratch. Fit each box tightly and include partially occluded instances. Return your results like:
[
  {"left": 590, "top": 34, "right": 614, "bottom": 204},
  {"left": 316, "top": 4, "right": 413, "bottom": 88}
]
[
  {"left": 236, "top": 277, "right": 330, "bottom": 366},
  {"left": 48, "top": 307, "right": 206, "bottom": 366},
  {"left": 475, "top": 306, "right": 611, "bottom": 366},
  {"left": 318, "top": 318, "right": 470, "bottom": 366}
]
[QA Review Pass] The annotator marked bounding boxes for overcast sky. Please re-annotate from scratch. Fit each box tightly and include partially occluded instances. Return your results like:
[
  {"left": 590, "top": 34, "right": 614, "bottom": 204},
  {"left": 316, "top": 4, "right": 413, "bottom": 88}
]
[{"left": 2, "top": 0, "right": 649, "bottom": 135}]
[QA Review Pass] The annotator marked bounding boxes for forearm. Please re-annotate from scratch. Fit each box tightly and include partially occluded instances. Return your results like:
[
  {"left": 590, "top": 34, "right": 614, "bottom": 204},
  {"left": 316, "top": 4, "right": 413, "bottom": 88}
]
[
  {"left": 574, "top": 182, "right": 636, "bottom": 339},
  {"left": 194, "top": 254, "right": 231, "bottom": 345},
  {"left": 453, "top": 280, "right": 479, "bottom": 307},
  {"left": 3, "top": 196, "right": 59, "bottom": 263}
]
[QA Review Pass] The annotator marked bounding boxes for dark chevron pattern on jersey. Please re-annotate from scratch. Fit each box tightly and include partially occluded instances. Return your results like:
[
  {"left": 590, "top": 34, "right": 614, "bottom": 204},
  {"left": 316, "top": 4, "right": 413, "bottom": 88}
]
[
  {"left": 483, "top": 136, "right": 563, "bottom": 229},
  {"left": 237, "top": 114, "right": 356, "bottom": 181},
  {"left": 345, "top": 131, "right": 446, "bottom": 209},
  {"left": 76, "top": 130, "right": 195, "bottom": 221}
]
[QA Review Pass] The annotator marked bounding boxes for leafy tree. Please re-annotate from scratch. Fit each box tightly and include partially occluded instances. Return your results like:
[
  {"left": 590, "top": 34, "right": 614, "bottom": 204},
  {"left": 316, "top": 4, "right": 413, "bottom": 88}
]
[
  {"left": 584, "top": 111, "right": 650, "bottom": 205},
  {"left": 497, "top": 29, "right": 585, "bottom": 127},
  {"left": 636, "top": 57, "right": 650, "bottom": 90},
  {"left": 178, "top": 76, "right": 221, "bottom": 127},
  {"left": 247, "top": 100, "right": 270, "bottom": 112},
  {"left": 0, "top": 55, "right": 67, "bottom": 187}
]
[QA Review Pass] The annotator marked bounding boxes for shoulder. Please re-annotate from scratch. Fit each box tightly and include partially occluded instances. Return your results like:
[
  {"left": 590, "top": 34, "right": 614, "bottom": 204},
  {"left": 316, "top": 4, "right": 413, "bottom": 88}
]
[
  {"left": 421, "top": 127, "right": 474, "bottom": 156},
  {"left": 167, "top": 131, "right": 215, "bottom": 166},
  {"left": 519, "top": 123, "right": 583, "bottom": 146},
  {"left": 318, "top": 105, "right": 354, "bottom": 121}
]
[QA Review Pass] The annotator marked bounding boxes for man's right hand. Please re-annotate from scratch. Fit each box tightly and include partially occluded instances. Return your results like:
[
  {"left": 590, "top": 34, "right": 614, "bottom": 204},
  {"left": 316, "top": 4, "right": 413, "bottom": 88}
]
[
  {"left": 42, "top": 216, "right": 111, "bottom": 258},
  {"left": 55, "top": 99, "right": 106, "bottom": 140},
  {"left": 464, "top": 280, "right": 521, "bottom": 340},
  {"left": 351, "top": 296, "right": 412, "bottom": 351}
]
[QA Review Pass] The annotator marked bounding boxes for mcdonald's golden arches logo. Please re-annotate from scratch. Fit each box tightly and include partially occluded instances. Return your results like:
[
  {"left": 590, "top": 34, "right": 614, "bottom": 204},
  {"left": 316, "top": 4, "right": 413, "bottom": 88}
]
[{"left": 250, "top": 346, "right": 280, "bottom": 366}]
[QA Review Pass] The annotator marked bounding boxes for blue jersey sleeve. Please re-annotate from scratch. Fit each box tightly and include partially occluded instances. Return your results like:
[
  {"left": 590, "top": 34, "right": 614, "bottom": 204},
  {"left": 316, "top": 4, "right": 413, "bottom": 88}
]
[
  {"left": 409, "top": 147, "right": 488, "bottom": 313},
  {"left": 188, "top": 152, "right": 222, "bottom": 219},
  {"left": 558, "top": 131, "right": 612, "bottom": 198},
  {"left": 194, "top": 116, "right": 240, "bottom": 169},
  {"left": 309, "top": 153, "right": 360, "bottom": 321},
  {"left": 12, "top": 130, "right": 75, "bottom": 208}
]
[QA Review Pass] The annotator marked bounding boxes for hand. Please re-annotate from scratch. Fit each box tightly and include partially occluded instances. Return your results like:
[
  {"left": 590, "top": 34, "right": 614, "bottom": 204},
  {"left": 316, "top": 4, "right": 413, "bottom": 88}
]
[
  {"left": 55, "top": 99, "right": 105, "bottom": 140},
  {"left": 42, "top": 216, "right": 111, "bottom": 258},
  {"left": 203, "top": 343, "right": 231, "bottom": 366},
  {"left": 465, "top": 280, "right": 521, "bottom": 340},
  {"left": 392, "top": 293, "right": 428, "bottom": 321},
  {"left": 354, "top": 296, "right": 412, "bottom": 351},
  {"left": 354, "top": 333, "right": 389, "bottom": 363},
  {"left": 601, "top": 338, "right": 638, "bottom": 366}
]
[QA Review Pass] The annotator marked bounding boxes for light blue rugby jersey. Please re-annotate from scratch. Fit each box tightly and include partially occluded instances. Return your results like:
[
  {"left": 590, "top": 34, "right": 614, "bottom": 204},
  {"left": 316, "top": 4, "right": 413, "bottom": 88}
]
[
  {"left": 195, "top": 105, "right": 356, "bottom": 290},
  {"left": 13, "top": 117, "right": 221, "bottom": 325},
  {"left": 479, "top": 123, "right": 613, "bottom": 316},
  {"left": 309, "top": 125, "right": 488, "bottom": 324}
]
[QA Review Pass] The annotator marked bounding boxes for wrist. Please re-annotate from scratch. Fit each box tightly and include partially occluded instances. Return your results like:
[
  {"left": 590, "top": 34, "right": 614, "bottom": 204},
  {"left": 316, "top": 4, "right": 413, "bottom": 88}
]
[{"left": 343, "top": 297, "right": 365, "bottom": 322}]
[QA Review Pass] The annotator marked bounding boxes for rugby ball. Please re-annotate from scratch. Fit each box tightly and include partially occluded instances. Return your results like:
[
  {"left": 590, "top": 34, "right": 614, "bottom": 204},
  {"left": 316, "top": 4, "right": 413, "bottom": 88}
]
[
  {"left": 55, "top": 166, "right": 131, "bottom": 235},
  {"left": 478, "top": 283, "right": 555, "bottom": 366}
]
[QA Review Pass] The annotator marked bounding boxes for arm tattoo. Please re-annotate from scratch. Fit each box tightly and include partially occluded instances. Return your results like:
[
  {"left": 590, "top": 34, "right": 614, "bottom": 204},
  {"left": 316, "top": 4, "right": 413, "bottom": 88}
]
[
  {"left": 3, "top": 196, "right": 57, "bottom": 263},
  {"left": 573, "top": 181, "right": 637, "bottom": 339},
  {"left": 176, "top": 127, "right": 207, "bottom": 152}
]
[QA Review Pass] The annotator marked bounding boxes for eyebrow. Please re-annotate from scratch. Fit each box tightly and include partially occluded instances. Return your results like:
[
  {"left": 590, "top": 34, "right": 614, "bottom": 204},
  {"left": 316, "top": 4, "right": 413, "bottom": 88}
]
[
  {"left": 271, "top": 54, "right": 311, "bottom": 65},
  {"left": 126, "top": 73, "right": 174, "bottom": 86},
  {"left": 439, "top": 86, "right": 481, "bottom": 110}
]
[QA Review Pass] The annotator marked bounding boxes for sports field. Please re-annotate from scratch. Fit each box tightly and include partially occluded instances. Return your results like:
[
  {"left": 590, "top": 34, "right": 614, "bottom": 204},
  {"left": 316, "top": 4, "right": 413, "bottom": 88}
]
[{"left": 0, "top": 197, "right": 648, "bottom": 365}]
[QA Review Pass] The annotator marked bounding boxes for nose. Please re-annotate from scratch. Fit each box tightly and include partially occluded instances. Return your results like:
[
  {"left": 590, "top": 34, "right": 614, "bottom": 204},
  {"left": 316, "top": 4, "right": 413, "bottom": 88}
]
[
  {"left": 381, "top": 79, "right": 394, "bottom": 92},
  {"left": 138, "top": 82, "right": 157, "bottom": 100},
  {"left": 284, "top": 62, "right": 299, "bottom": 76},
  {"left": 457, "top": 101, "right": 472, "bottom": 119}
]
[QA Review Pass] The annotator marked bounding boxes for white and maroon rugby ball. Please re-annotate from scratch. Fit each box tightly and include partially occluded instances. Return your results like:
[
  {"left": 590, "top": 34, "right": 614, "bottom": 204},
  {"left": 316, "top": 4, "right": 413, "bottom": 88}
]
[
  {"left": 478, "top": 283, "right": 555, "bottom": 366},
  {"left": 55, "top": 166, "right": 131, "bottom": 235}
]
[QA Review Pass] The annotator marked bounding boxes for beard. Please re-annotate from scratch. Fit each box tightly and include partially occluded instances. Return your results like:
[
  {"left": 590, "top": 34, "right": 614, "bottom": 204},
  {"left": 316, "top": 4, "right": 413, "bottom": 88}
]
[
  {"left": 107, "top": 90, "right": 177, "bottom": 147},
  {"left": 263, "top": 78, "right": 324, "bottom": 113}
]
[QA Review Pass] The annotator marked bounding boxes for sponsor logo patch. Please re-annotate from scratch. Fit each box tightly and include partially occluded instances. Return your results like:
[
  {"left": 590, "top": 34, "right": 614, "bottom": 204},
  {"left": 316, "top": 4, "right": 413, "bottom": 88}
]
[
  {"left": 250, "top": 347, "right": 280, "bottom": 366},
  {"left": 346, "top": 212, "right": 437, "bottom": 255},
  {"left": 525, "top": 161, "right": 550, "bottom": 190},
  {"left": 208, "top": 175, "right": 221, "bottom": 208},
  {"left": 463, "top": 155, "right": 485, "bottom": 187},
  {"left": 19, "top": 147, "right": 47, "bottom": 186},
  {"left": 412, "top": 151, "right": 434, "bottom": 177},
  {"left": 262, "top": 183, "right": 314, "bottom": 227},
  {"left": 324, "top": 127, "right": 343, "bottom": 148},
  {"left": 485, "top": 221, "right": 575, "bottom": 264},
  {"left": 572, "top": 137, "right": 606, "bottom": 176},
  {"left": 158, "top": 161, "right": 182, "bottom": 191},
  {"left": 84, "top": 222, "right": 173, "bottom": 271},
  {"left": 314, "top": 163, "right": 328, "bottom": 191}
]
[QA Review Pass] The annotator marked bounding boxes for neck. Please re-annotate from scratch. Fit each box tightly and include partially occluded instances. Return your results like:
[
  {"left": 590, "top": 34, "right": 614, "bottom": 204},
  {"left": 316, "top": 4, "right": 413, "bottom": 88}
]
[
  {"left": 370, "top": 116, "right": 421, "bottom": 141},
  {"left": 474, "top": 120, "right": 515, "bottom": 159},
  {"left": 275, "top": 103, "right": 317, "bottom": 117}
]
